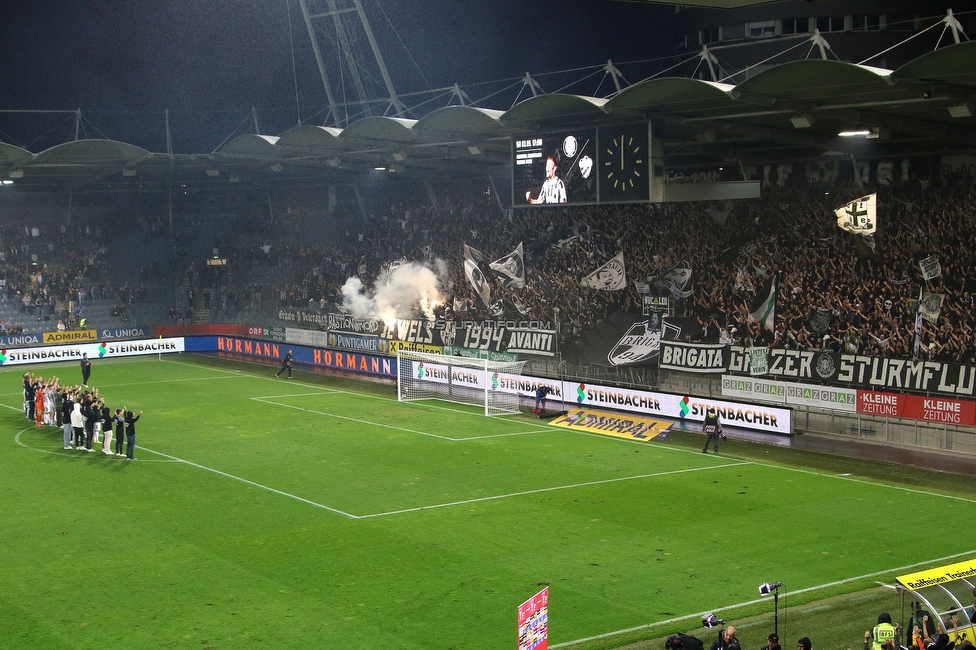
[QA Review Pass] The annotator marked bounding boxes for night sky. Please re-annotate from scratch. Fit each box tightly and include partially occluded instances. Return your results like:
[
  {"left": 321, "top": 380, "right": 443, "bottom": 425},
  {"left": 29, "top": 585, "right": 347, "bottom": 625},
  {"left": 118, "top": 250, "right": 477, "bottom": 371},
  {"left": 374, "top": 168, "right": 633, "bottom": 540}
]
[{"left": 0, "top": 0, "right": 675, "bottom": 153}]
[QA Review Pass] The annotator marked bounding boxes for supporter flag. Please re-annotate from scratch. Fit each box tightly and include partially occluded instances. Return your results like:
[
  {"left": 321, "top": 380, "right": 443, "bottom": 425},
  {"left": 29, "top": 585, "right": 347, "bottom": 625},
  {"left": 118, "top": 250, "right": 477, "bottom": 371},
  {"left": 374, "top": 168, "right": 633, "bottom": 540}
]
[
  {"left": 919, "top": 256, "right": 942, "bottom": 281},
  {"left": 511, "top": 295, "right": 529, "bottom": 316},
  {"left": 920, "top": 292, "right": 945, "bottom": 324},
  {"left": 835, "top": 193, "right": 877, "bottom": 234},
  {"left": 749, "top": 275, "right": 778, "bottom": 331},
  {"left": 488, "top": 242, "right": 525, "bottom": 289},
  {"left": 489, "top": 300, "right": 505, "bottom": 316},
  {"left": 808, "top": 308, "right": 830, "bottom": 334},
  {"left": 912, "top": 287, "right": 924, "bottom": 360},
  {"left": 463, "top": 244, "right": 491, "bottom": 307},
  {"left": 357, "top": 256, "right": 367, "bottom": 278},
  {"left": 652, "top": 260, "right": 694, "bottom": 299},
  {"left": 581, "top": 252, "right": 626, "bottom": 290},
  {"left": 705, "top": 201, "right": 733, "bottom": 225}
]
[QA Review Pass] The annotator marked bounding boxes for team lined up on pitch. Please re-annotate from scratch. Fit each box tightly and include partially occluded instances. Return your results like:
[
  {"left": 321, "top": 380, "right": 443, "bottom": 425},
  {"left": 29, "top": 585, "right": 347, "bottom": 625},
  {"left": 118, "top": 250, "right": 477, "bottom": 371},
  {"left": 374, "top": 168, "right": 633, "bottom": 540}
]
[{"left": 23, "top": 370, "right": 143, "bottom": 460}]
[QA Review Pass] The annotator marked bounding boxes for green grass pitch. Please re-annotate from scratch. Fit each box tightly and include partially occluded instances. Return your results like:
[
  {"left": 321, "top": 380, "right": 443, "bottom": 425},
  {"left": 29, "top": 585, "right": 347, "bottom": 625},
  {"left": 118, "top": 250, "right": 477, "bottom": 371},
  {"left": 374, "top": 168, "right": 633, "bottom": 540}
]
[{"left": 2, "top": 355, "right": 975, "bottom": 650}]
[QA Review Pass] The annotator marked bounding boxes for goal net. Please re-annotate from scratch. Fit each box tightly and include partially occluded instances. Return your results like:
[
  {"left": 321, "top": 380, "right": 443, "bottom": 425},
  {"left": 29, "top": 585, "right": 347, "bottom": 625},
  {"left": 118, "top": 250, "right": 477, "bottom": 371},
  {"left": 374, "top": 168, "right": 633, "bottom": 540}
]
[{"left": 397, "top": 350, "right": 528, "bottom": 416}]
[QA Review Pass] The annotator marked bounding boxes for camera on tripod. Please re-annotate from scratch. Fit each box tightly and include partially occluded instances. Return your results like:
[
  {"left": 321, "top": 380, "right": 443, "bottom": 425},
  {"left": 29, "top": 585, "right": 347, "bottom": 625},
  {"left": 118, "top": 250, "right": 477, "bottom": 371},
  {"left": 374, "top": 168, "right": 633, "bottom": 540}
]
[{"left": 702, "top": 613, "right": 725, "bottom": 629}]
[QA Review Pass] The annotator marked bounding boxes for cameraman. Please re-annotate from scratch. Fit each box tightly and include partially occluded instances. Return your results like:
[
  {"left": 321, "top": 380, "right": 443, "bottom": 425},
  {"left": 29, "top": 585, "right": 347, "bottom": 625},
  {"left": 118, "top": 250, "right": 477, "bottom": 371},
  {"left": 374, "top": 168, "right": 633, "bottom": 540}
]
[
  {"left": 712, "top": 626, "right": 740, "bottom": 650},
  {"left": 702, "top": 406, "right": 726, "bottom": 454}
]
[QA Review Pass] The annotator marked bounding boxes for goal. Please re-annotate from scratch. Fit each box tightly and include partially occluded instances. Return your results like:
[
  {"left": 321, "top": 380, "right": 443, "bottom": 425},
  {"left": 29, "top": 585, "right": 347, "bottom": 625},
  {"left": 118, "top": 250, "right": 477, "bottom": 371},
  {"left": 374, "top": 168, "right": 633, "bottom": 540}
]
[{"left": 397, "top": 350, "right": 527, "bottom": 416}]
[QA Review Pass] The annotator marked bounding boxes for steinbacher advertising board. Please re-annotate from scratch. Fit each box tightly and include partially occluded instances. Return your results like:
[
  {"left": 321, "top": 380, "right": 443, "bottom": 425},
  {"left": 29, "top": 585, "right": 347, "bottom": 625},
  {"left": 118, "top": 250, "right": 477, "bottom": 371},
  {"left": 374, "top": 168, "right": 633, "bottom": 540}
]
[
  {"left": 399, "top": 361, "right": 792, "bottom": 434},
  {"left": 0, "top": 338, "right": 184, "bottom": 367}
]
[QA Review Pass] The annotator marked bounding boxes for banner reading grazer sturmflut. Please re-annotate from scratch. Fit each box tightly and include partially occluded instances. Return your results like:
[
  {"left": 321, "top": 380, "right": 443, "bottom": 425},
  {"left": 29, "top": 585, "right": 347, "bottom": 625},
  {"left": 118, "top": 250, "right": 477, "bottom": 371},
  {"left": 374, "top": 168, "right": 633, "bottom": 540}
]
[{"left": 518, "top": 587, "right": 549, "bottom": 650}]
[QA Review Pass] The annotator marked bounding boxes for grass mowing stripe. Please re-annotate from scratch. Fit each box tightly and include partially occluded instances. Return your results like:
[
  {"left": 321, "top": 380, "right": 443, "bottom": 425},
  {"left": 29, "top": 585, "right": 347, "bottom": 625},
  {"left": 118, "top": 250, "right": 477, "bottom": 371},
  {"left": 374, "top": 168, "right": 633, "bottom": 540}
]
[
  {"left": 137, "top": 445, "right": 360, "bottom": 519},
  {"left": 358, "top": 461, "right": 750, "bottom": 518},
  {"left": 745, "top": 459, "right": 976, "bottom": 504},
  {"left": 253, "top": 395, "right": 549, "bottom": 442},
  {"left": 550, "top": 549, "right": 976, "bottom": 648}
]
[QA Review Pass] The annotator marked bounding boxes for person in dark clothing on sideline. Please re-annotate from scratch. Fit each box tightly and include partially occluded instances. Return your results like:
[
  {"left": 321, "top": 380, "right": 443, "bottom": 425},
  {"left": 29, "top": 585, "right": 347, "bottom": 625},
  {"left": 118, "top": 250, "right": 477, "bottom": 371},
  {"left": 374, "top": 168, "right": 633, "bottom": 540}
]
[
  {"left": 125, "top": 409, "right": 142, "bottom": 460},
  {"left": 80, "top": 353, "right": 91, "bottom": 386},
  {"left": 702, "top": 405, "right": 726, "bottom": 453},
  {"left": 113, "top": 409, "right": 126, "bottom": 456},
  {"left": 275, "top": 350, "right": 293, "bottom": 378}
]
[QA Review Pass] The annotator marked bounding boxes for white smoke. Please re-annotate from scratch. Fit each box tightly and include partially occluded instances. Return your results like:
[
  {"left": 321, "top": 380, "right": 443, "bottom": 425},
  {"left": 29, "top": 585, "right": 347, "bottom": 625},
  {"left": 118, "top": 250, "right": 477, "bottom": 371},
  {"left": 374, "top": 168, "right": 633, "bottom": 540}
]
[{"left": 341, "top": 259, "right": 448, "bottom": 323}]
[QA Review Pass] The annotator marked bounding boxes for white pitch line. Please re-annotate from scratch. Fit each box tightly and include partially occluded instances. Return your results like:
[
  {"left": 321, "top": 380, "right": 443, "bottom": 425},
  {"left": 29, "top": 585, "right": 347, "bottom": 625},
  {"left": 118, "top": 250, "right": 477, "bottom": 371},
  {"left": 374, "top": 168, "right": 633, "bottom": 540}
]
[
  {"left": 253, "top": 396, "right": 547, "bottom": 442},
  {"left": 550, "top": 549, "right": 976, "bottom": 648},
  {"left": 356, "top": 461, "right": 749, "bottom": 519},
  {"left": 138, "top": 446, "right": 359, "bottom": 519}
]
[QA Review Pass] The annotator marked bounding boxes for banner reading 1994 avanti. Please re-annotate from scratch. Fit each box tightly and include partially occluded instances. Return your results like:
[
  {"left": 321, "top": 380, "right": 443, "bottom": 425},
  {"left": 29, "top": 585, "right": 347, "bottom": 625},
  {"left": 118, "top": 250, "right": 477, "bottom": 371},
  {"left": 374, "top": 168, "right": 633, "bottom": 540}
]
[{"left": 0, "top": 338, "right": 184, "bottom": 367}]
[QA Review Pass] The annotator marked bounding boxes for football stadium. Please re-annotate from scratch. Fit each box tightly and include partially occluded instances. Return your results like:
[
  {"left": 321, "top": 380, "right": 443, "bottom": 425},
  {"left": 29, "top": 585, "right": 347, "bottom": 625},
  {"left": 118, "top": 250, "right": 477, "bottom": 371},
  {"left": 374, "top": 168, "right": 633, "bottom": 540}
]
[{"left": 3, "top": 2, "right": 976, "bottom": 649}]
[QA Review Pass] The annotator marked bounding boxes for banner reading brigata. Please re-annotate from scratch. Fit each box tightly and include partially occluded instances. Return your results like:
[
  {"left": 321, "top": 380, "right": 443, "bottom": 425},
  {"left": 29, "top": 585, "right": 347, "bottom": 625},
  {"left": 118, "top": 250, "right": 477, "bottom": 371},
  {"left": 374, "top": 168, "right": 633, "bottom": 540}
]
[{"left": 661, "top": 341, "right": 976, "bottom": 400}]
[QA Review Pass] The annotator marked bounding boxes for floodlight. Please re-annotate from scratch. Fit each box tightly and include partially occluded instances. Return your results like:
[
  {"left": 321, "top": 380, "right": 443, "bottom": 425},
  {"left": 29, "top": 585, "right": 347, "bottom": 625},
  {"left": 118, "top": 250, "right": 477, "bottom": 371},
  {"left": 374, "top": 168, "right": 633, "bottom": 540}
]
[
  {"left": 790, "top": 114, "right": 814, "bottom": 129},
  {"left": 948, "top": 103, "right": 973, "bottom": 118}
]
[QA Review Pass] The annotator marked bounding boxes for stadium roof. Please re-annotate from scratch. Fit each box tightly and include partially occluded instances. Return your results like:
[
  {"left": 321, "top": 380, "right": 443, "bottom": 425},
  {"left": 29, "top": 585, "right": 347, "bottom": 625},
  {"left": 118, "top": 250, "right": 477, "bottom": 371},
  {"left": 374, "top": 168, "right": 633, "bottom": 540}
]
[{"left": 2, "top": 41, "right": 975, "bottom": 194}]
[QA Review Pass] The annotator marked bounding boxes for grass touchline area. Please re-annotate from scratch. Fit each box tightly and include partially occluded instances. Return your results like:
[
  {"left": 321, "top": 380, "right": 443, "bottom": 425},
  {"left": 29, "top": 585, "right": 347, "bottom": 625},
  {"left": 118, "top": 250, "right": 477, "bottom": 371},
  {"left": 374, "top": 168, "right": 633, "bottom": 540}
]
[{"left": 4, "top": 354, "right": 976, "bottom": 650}]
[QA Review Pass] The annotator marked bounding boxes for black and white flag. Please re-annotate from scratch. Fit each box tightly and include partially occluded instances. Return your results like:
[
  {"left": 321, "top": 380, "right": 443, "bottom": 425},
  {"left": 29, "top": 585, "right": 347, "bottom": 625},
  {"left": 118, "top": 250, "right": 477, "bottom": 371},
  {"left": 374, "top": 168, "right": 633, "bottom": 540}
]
[
  {"left": 835, "top": 193, "right": 877, "bottom": 234},
  {"left": 920, "top": 292, "right": 945, "bottom": 324},
  {"left": 488, "top": 242, "right": 525, "bottom": 289},
  {"left": 749, "top": 275, "right": 778, "bottom": 331},
  {"left": 652, "top": 260, "right": 693, "bottom": 299},
  {"left": 581, "top": 252, "right": 626, "bottom": 291},
  {"left": 463, "top": 244, "right": 491, "bottom": 307}
]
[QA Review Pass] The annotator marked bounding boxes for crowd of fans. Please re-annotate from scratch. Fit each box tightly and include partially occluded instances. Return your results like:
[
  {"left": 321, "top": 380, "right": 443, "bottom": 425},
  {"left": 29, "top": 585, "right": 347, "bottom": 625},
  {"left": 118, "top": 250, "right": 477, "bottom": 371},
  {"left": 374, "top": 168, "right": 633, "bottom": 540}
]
[
  {"left": 194, "top": 173, "right": 976, "bottom": 365},
  {"left": 4, "top": 171, "right": 976, "bottom": 367}
]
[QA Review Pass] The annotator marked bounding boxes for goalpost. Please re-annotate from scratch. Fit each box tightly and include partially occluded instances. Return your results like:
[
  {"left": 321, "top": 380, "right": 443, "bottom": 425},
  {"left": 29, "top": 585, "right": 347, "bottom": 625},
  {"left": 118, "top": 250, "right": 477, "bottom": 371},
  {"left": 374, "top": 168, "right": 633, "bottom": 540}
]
[{"left": 397, "top": 350, "right": 528, "bottom": 416}]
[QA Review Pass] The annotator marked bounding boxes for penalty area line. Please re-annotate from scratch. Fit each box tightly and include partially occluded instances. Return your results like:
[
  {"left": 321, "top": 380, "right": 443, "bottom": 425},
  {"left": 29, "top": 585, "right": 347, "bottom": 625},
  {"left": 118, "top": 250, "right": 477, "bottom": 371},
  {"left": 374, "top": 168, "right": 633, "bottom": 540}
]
[
  {"left": 139, "top": 446, "right": 359, "bottom": 519},
  {"left": 252, "top": 397, "right": 543, "bottom": 442},
  {"left": 357, "top": 461, "right": 748, "bottom": 519}
]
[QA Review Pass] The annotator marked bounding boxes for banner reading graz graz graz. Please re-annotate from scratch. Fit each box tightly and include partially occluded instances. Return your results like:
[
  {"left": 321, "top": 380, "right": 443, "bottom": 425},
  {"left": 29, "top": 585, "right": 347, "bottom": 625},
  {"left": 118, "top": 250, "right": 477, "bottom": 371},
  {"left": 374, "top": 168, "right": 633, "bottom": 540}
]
[
  {"left": 659, "top": 340, "right": 976, "bottom": 399},
  {"left": 327, "top": 314, "right": 558, "bottom": 357}
]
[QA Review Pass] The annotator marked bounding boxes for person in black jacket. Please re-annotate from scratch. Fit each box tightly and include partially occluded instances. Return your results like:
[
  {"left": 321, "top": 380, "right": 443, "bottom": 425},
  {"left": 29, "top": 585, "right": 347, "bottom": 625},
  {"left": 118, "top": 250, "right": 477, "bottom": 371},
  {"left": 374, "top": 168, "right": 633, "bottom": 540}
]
[
  {"left": 125, "top": 409, "right": 143, "bottom": 460},
  {"left": 81, "top": 393, "right": 97, "bottom": 452},
  {"left": 702, "top": 406, "right": 725, "bottom": 454},
  {"left": 275, "top": 350, "right": 293, "bottom": 378},
  {"left": 113, "top": 409, "right": 126, "bottom": 456},
  {"left": 100, "top": 403, "right": 113, "bottom": 455},
  {"left": 80, "top": 353, "right": 91, "bottom": 387}
]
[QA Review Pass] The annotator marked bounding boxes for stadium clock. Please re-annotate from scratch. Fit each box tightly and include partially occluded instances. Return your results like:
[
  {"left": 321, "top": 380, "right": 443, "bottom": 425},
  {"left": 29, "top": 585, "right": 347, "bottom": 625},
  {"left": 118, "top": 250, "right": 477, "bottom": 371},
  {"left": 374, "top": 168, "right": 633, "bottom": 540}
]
[{"left": 599, "top": 124, "right": 650, "bottom": 203}]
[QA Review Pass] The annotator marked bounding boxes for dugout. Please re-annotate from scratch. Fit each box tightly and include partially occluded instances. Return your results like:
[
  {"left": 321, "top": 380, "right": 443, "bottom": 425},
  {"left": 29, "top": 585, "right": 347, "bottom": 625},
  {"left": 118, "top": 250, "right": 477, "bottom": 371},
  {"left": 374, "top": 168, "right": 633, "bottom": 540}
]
[{"left": 895, "top": 559, "right": 976, "bottom": 642}]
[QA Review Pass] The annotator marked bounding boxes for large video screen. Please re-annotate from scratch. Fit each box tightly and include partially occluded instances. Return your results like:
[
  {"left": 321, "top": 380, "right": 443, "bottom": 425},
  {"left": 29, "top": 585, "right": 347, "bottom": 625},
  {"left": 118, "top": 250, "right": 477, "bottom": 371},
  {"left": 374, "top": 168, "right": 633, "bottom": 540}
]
[{"left": 513, "top": 129, "right": 597, "bottom": 206}]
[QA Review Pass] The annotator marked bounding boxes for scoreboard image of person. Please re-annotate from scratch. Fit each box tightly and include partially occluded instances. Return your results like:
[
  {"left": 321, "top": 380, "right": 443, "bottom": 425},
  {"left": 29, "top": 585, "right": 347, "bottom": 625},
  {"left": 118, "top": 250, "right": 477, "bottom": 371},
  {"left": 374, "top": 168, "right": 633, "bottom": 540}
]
[{"left": 513, "top": 129, "right": 597, "bottom": 206}]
